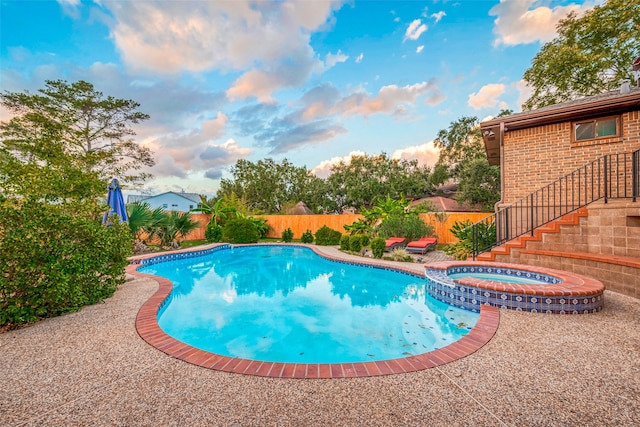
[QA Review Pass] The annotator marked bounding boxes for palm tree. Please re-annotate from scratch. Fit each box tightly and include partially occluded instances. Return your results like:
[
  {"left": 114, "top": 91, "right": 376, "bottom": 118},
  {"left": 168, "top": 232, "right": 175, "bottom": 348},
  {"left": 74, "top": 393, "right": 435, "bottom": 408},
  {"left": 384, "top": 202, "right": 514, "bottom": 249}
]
[
  {"left": 191, "top": 195, "right": 236, "bottom": 226},
  {"left": 156, "top": 211, "right": 200, "bottom": 248},
  {"left": 127, "top": 202, "right": 166, "bottom": 240}
]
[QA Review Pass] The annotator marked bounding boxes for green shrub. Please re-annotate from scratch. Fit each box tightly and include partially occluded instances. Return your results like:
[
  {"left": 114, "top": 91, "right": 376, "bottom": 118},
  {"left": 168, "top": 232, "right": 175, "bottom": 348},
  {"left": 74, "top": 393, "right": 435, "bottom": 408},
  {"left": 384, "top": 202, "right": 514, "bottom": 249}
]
[
  {"left": 359, "top": 234, "right": 370, "bottom": 247},
  {"left": 339, "top": 235, "right": 350, "bottom": 251},
  {"left": 205, "top": 223, "right": 223, "bottom": 242},
  {"left": 281, "top": 227, "right": 294, "bottom": 242},
  {"left": 389, "top": 248, "right": 413, "bottom": 262},
  {"left": 301, "top": 229, "right": 314, "bottom": 244},
  {"left": 371, "top": 237, "right": 386, "bottom": 258},
  {"left": 445, "top": 219, "right": 496, "bottom": 260},
  {"left": 315, "top": 225, "right": 342, "bottom": 246},
  {"left": 378, "top": 215, "right": 434, "bottom": 243},
  {"left": 0, "top": 200, "right": 132, "bottom": 328},
  {"left": 221, "top": 218, "right": 260, "bottom": 243},
  {"left": 349, "top": 235, "right": 363, "bottom": 253},
  {"left": 247, "top": 217, "right": 270, "bottom": 238}
]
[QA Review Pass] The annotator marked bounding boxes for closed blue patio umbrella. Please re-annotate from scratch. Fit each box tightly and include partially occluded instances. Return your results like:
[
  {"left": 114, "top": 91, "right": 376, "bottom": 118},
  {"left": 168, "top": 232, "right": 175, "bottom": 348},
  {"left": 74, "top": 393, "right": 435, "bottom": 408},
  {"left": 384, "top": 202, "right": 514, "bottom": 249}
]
[{"left": 103, "top": 178, "right": 128, "bottom": 224}]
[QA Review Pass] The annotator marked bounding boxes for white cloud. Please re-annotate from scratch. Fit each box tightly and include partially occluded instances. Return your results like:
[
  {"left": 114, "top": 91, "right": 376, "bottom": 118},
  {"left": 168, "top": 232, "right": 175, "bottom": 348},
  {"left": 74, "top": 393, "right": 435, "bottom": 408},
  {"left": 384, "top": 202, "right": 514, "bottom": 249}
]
[
  {"left": 391, "top": 141, "right": 439, "bottom": 169},
  {"left": 425, "top": 89, "right": 446, "bottom": 106},
  {"left": 404, "top": 19, "right": 428, "bottom": 41},
  {"left": 355, "top": 53, "right": 364, "bottom": 63},
  {"left": 431, "top": 11, "right": 446, "bottom": 23},
  {"left": 337, "top": 80, "right": 441, "bottom": 117},
  {"left": 145, "top": 135, "right": 252, "bottom": 181},
  {"left": 416, "top": 45, "right": 424, "bottom": 53},
  {"left": 310, "top": 151, "right": 366, "bottom": 178},
  {"left": 103, "top": 0, "right": 346, "bottom": 100},
  {"left": 57, "top": 0, "right": 81, "bottom": 17},
  {"left": 297, "top": 80, "right": 443, "bottom": 121},
  {"left": 468, "top": 83, "right": 507, "bottom": 110},
  {"left": 226, "top": 48, "right": 323, "bottom": 102},
  {"left": 515, "top": 79, "right": 533, "bottom": 111},
  {"left": 226, "top": 69, "right": 282, "bottom": 103},
  {"left": 325, "top": 50, "right": 349, "bottom": 68},
  {"left": 490, "top": 0, "right": 600, "bottom": 46}
]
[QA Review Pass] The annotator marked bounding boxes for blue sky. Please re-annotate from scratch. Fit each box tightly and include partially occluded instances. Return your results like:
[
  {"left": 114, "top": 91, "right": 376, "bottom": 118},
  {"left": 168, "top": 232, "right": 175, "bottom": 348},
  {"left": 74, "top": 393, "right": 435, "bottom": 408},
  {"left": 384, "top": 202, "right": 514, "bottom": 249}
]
[{"left": 1, "top": 0, "right": 601, "bottom": 196}]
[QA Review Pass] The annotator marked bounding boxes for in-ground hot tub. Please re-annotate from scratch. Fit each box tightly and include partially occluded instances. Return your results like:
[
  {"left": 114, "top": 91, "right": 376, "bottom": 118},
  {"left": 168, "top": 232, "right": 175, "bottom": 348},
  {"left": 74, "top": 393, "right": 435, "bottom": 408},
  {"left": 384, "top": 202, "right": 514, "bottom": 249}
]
[{"left": 424, "top": 261, "right": 604, "bottom": 314}]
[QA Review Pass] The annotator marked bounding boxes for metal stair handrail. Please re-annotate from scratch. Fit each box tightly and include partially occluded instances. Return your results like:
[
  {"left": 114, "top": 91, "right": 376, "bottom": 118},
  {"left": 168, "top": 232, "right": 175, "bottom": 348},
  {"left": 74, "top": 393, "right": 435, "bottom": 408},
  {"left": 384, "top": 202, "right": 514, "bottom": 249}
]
[{"left": 471, "top": 148, "right": 640, "bottom": 259}]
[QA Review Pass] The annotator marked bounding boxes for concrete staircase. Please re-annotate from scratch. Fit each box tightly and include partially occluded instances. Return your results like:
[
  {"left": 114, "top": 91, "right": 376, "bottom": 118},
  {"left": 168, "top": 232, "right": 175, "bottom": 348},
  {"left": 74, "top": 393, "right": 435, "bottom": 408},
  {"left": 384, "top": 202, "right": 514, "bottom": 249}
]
[
  {"left": 473, "top": 202, "right": 639, "bottom": 299},
  {"left": 475, "top": 207, "right": 588, "bottom": 262}
]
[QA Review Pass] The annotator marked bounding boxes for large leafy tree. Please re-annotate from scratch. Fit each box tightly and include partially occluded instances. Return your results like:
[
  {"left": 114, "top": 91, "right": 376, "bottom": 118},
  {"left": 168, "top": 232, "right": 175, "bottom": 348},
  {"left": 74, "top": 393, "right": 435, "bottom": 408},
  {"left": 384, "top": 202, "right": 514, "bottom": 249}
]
[
  {"left": 0, "top": 80, "right": 146, "bottom": 327},
  {"left": 1, "top": 79, "right": 154, "bottom": 200},
  {"left": 326, "top": 153, "right": 433, "bottom": 211},
  {"left": 523, "top": 0, "right": 640, "bottom": 110},
  {"left": 219, "top": 158, "right": 329, "bottom": 214},
  {"left": 433, "top": 116, "right": 485, "bottom": 179},
  {"left": 433, "top": 115, "right": 504, "bottom": 209}
]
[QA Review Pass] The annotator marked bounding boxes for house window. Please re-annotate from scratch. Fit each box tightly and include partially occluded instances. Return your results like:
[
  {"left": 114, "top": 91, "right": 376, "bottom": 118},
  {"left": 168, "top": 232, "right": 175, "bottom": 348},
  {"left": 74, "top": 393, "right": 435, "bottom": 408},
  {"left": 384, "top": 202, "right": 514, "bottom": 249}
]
[
  {"left": 189, "top": 205, "right": 194, "bottom": 210},
  {"left": 172, "top": 204, "right": 178, "bottom": 208},
  {"left": 574, "top": 116, "right": 619, "bottom": 141},
  {"left": 162, "top": 204, "right": 168, "bottom": 208}
]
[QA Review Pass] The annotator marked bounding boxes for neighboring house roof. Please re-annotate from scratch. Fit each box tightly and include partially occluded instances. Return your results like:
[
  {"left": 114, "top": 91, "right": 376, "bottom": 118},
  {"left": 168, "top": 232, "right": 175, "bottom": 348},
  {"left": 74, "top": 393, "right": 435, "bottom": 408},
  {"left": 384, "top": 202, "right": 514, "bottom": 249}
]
[
  {"left": 287, "top": 201, "right": 314, "bottom": 215},
  {"left": 480, "top": 86, "right": 640, "bottom": 166},
  {"left": 413, "top": 196, "right": 482, "bottom": 212},
  {"left": 126, "top": 195, "right": 146, "bottom": 204},
  {"left": 127, "top": 191, "right": 201, "bottom": 205}
]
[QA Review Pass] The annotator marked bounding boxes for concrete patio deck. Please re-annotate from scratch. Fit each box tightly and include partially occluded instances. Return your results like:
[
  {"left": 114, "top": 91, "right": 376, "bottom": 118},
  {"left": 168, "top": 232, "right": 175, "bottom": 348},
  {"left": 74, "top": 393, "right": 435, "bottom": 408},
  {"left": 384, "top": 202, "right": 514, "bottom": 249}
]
[{"left": 2, "top": 247, "right": 639, "bottom": 426}]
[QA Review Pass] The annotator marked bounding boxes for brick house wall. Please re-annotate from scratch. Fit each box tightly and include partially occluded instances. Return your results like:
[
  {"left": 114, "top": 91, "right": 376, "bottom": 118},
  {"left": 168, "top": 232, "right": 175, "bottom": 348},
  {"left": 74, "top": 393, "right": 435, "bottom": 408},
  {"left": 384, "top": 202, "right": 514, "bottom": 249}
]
[{"left": 501, "top": 110, "right": 640, "bottom": 205}]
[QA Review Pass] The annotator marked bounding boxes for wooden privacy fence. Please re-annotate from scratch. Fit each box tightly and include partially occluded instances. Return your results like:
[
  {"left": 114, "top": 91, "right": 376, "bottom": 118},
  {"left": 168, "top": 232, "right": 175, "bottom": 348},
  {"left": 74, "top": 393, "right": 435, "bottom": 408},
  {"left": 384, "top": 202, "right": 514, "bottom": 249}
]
[{"left": 184, "top": 212, "right": 491, "bottom": 244}]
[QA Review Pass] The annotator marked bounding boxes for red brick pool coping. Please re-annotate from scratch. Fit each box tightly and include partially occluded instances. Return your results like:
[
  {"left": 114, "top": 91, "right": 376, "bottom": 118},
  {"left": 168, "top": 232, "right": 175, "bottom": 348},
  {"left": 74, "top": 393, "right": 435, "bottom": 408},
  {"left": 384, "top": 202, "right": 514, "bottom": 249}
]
[{"left": 129, "top": 245, "right": 500, "bottom": 378}]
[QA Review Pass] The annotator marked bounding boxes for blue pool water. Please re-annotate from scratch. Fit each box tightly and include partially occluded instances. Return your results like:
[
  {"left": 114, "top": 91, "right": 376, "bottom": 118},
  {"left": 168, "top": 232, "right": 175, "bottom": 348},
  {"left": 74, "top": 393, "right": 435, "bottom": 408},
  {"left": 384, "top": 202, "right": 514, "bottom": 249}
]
[
  {"left": 448, "top": 272, "right": 549, "bottom": 285},
  {"left": 139, "top": 245, "right": 478, "bottom": 364}
]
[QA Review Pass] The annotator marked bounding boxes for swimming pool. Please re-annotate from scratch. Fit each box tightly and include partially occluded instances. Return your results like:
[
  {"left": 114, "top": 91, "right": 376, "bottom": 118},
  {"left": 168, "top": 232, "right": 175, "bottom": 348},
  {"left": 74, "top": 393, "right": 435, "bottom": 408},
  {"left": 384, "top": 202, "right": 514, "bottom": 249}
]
[
  {"left": 139, "top": 245, "right": 478, "bottom": 364},
  {"left": 130, "top": 244, "right": 499, "bottom": 378}
]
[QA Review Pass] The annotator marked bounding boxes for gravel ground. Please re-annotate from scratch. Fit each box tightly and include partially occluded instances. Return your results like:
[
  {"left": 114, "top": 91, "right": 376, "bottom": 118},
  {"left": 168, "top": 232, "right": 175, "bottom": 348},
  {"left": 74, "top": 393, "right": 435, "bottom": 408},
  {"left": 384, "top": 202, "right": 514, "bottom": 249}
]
[{"left": 2, "top": 247, "right": 639, "bottom": 427}]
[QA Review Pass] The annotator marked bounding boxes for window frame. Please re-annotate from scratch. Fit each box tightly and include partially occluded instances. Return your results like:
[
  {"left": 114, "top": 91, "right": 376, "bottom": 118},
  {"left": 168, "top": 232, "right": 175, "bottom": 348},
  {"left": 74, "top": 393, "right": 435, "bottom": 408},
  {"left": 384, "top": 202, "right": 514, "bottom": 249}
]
[{"left": 572, "top": 115, "right": 620, "bottom": 143}]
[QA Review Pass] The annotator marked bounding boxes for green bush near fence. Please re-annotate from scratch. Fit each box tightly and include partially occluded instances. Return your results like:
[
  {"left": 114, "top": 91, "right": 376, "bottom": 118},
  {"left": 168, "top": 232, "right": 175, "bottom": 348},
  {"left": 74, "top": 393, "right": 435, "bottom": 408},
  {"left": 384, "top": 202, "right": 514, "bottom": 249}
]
[
  {"left": 378, "top": 215, "right": 435, "bottom": 243},
  {"left": 339, "top": 235, "right": 350, "bottom": 251},
  {"left": 281, "top": 228, "right": 294, "bottom": 242},
  {"left": 315, "top": 226, "right": 342, "bottom": 246},
  {"left": 301, "top": 229, "right": 314, "bottom": 243},
  {"left": 349, "top": 235, "right": 363, "bottom": 253},
  {"left": 0, "top": 201, "right": 132, "bottom": 328},
  {"left": 221, "top": 218, "right": 260, "bottom": 243},
  {"left": 371, "top": 237, "right": 386, "bottom": 258},
  {"left": 205, "top": 223, "right": 223, "bottom": 242}
]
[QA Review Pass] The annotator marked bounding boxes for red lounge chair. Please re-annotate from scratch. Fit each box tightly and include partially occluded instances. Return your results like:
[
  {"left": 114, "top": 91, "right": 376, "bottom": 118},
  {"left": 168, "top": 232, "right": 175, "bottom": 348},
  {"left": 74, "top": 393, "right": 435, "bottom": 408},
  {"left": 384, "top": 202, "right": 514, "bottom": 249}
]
[
  {"left": 405, "top": 237, "right": 437, "bottom": 254},
  {"left": 385, "top": 237, "right": 406, "bottom": 251}
]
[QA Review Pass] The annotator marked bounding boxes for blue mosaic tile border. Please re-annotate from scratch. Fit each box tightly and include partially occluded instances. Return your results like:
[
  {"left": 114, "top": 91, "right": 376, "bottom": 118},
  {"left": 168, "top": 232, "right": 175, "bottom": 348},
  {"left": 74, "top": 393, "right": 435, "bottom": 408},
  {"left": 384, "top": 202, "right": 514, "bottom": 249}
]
[
  {"left": 425, "top": 269, "right": 603, "bottom": 314},
  {"left": 446, "top": 265, "right": 561, "bottom": 284},
  {"left": 130, "top": 244, "right": 232, "bottom": 267}
]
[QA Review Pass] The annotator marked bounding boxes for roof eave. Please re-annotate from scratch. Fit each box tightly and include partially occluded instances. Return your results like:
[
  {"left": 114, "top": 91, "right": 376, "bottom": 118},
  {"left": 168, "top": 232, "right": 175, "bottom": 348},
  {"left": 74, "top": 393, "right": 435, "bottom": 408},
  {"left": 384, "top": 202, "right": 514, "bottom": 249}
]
[{"left": 480, "top": 90, "right": 640, "bottom": 166}]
